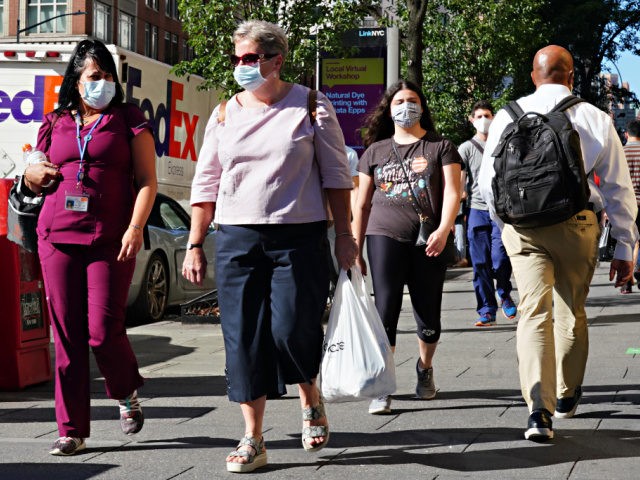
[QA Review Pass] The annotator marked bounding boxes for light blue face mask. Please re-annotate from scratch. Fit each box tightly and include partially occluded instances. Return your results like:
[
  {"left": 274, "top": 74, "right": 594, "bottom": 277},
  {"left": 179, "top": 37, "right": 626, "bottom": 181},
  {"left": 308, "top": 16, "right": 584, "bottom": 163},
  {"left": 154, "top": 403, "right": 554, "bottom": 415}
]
[
  {"left": 233, "top": 64, "right": 267, "bottom": 91},
  {"left": 81, "top": 79, "right": 116, "bottom": 110}
]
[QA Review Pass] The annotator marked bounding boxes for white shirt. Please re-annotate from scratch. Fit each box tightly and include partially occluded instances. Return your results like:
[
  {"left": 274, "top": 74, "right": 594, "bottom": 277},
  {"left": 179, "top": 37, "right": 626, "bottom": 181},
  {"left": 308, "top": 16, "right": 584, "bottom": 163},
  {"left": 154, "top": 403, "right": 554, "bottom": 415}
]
[{"left": 478, "top": 83, "right": 638, "bottom": 260}]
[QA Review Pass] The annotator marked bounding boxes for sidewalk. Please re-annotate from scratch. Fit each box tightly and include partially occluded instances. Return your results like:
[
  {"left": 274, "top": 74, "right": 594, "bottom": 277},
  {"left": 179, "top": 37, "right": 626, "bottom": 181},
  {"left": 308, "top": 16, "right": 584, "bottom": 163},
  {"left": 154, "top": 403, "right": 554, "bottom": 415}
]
[{"left": 0, "top": 263, "right": 638, "bottom": 479}]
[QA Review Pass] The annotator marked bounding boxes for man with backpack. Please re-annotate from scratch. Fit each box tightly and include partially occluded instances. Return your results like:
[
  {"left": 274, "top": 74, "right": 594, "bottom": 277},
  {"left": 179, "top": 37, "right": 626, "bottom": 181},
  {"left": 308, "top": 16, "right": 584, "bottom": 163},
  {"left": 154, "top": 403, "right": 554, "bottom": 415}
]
[
  {"left": 459, "top": 100, "right": 517, "bottom": 327},
  {"left": 478, "top": 45, "right": 638, "bottom": 442}
]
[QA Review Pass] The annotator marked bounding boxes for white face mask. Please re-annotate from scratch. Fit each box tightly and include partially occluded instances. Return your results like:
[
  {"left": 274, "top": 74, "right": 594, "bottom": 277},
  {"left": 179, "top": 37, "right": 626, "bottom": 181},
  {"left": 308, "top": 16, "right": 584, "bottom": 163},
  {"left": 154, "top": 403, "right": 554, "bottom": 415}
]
[
  {"left": 233, "top": 64, "right": 267, "bottom": 91},
  {"left": 390, "top": 101, "right": 422, "bottom": 128},
  {"left": 472, "top": 116, "right": 492, "bottom": 134},
  {"left": 81, "top": 79, "right": 116, "bottom": 110}
]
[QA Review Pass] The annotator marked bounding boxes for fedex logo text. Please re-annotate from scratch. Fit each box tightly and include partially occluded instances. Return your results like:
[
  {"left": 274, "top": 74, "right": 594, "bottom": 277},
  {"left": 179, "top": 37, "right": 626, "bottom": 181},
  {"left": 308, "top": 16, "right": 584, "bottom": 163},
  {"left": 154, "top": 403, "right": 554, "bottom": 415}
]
[
  {"left": 0, "top": 68, "right": 200, "bottom": 162},
  {"left": 0, "top": 75, "right": 62, "bottom": 123},
  {"left": 126, "top": 66, "right": 199, "bottom": 161}
]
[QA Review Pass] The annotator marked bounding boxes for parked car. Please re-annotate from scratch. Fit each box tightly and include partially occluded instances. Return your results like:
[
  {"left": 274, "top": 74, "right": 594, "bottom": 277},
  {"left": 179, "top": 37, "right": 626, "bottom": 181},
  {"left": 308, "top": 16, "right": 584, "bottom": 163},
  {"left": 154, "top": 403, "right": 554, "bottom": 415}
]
[{"left": 126, "top": 193, "right": 216, "bottom": 322}]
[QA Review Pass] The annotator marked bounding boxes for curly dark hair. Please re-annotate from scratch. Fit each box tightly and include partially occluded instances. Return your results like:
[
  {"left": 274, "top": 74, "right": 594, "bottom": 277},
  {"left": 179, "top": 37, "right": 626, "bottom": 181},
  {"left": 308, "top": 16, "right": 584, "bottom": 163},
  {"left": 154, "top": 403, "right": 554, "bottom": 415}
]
[
  {"left": 55, "top": 39, "right": 124, "bottom": 115},
  {"left": 362, "top": 79, "right": 435, "bottom": 148}
]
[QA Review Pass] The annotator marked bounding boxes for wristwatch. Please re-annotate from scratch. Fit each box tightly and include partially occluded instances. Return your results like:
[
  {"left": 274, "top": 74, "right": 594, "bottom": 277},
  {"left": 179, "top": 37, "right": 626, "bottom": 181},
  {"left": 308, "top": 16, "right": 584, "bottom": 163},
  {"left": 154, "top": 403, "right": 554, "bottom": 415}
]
[{"left": 187, "top": 243, "right": 203, "bottom": 250}]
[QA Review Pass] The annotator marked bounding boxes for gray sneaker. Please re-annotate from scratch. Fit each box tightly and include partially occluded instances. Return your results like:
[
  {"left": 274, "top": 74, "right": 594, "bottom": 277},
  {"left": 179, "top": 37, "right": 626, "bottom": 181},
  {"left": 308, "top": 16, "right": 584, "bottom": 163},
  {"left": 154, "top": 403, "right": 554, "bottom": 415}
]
[
  {"left": 368, "top": 395, "right": 392, "bottom": 414},
  {"left": 415, "top": 360, "right": 436, "bottom": 399}
]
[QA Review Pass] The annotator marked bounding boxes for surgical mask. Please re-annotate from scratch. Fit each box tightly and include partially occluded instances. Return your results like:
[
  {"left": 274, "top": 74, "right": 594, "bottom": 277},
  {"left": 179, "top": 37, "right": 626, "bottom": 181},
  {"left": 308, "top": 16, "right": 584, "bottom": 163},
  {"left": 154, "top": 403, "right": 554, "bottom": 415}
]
[
  {"left": 81, "top": 79, "right": 116, "bottom": 110},
  {"left": 472, "top": 117, "right": 492, "bottom": 134},
  {"left": 390, "top": 102, "right": 422, "bottom": 128},
  {"left": 233, "top": 64, "right": 266, "bottom": 91}
]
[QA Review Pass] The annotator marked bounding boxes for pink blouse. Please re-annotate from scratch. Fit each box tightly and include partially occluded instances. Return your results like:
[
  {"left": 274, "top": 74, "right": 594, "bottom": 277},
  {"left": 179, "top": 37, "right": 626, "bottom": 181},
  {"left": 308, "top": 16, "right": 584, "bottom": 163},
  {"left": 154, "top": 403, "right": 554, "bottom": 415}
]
[{"left": 190, "top": 84, "right": 353, "bottom": 224}]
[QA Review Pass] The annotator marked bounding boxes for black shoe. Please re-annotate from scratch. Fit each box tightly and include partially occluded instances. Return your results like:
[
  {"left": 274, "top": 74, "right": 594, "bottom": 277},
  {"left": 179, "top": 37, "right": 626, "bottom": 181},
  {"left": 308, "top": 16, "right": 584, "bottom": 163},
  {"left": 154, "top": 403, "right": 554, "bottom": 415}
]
[
  {"left": 555, "top": 386, "right": 582, "bottom": 419},
  {"left": 524, "top": 409, "right": 554, "bottom": 442}
]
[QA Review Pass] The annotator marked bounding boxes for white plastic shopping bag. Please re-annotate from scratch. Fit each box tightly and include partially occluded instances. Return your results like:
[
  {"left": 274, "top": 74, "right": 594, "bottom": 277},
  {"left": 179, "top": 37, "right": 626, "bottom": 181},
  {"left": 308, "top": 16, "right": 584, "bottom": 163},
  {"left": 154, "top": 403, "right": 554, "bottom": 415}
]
[{"left": 320, "top": 267, "right": 396, "bottom": 402}]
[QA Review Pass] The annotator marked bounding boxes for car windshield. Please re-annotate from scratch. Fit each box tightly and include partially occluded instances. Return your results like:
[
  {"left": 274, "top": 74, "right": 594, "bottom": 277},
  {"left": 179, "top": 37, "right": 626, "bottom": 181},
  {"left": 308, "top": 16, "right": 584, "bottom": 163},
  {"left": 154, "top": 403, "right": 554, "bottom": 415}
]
[{"left": 160, "top": 202, "right": 189, "bottom": 230}]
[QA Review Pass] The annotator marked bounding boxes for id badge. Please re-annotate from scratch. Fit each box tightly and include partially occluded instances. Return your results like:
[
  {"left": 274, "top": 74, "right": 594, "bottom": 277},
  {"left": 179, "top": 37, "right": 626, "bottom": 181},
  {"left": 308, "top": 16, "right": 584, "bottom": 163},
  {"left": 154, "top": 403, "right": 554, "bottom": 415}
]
[{"left": 64, "top": 193, "right": 90, "bottom": 212}]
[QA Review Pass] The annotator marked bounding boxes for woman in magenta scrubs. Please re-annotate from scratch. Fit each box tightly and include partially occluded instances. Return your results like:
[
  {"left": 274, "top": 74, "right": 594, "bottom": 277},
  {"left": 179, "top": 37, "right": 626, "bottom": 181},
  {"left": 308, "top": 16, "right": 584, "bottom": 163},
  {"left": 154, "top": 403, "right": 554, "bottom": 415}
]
[{"left": 21, "top": 39, "right": 157, "bottom": 456}]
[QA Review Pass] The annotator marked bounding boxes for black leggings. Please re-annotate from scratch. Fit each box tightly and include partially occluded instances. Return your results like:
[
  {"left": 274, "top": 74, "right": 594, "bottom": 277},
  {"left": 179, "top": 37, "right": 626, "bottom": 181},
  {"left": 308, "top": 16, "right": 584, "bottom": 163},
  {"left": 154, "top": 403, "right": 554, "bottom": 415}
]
[{"left": 366, "top": 235, "right": 446, "bottom": 346}]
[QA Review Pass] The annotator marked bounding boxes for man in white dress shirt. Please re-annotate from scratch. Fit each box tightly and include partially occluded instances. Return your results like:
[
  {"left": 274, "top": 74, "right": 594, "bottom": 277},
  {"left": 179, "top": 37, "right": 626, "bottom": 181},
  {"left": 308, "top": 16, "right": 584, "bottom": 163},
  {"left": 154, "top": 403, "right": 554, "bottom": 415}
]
[{"left": 478, "top": 45, "right": 638, "bottom": 442}]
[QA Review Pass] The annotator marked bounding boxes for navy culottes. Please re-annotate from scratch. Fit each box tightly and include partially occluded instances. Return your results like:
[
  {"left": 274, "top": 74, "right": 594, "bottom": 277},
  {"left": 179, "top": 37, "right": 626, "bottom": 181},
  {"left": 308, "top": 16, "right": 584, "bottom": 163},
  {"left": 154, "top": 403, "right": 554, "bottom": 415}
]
[{"left": 215, "top": 222, "right": 329, "bottom": 403}]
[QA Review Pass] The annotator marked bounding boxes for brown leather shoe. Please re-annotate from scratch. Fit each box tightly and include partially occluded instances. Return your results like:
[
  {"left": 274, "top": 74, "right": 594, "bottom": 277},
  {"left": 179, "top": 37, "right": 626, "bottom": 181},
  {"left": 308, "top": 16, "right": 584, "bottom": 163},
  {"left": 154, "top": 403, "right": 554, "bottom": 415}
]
[{"left": 453, "top": 258, "right": 469, "bottom": 268}]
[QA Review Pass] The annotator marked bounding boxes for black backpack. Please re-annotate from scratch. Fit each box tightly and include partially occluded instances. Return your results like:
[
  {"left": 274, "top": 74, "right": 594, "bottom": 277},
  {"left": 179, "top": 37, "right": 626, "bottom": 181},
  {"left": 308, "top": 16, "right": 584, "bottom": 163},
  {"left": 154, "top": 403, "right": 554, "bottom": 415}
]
[{"left": 491, "top": 95, "right": 590, "bottom": 228}]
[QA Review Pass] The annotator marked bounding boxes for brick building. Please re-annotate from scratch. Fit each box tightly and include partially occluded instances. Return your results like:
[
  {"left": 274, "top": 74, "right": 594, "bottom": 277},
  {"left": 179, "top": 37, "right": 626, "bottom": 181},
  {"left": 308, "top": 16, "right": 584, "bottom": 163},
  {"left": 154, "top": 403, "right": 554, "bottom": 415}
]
[{"left": 0, "top": 0, "right": 190, "bottom": 65}]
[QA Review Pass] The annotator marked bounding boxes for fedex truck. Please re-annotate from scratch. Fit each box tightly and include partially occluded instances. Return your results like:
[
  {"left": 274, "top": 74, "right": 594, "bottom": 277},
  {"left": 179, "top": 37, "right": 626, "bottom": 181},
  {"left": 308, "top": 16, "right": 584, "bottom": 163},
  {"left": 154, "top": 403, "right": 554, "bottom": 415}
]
[{"left": 0, "top": 43, "right": 220, "bottom": 206}]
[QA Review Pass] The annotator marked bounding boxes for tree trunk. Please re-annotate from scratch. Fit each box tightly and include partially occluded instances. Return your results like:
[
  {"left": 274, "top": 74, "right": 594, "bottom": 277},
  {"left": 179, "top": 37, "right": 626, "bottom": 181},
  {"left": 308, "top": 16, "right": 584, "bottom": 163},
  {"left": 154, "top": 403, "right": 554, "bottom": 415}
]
[{"left": 405, "top": 0, "right": 429, "bottom": 89}]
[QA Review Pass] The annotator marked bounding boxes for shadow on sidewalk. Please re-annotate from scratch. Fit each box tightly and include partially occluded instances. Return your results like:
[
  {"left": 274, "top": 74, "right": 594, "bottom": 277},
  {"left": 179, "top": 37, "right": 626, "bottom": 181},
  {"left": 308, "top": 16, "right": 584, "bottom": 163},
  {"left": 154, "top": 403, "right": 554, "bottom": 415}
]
[
  {"left": 295, "top": 427, "right": 640, "bottom": 472},
  {"left": 0, "top": 463, "right": 118, "bottom": 479}
]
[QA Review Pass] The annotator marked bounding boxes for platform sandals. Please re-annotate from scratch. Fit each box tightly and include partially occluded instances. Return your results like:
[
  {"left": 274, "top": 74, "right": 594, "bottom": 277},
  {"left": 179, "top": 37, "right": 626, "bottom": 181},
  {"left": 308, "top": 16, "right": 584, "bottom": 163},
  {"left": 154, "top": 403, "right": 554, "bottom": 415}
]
[
  {"left": 226, "top": 435, "right": 267, "bottom": 473},
  {"left": 301, "top": 400, "right": 330, "bottom": 452}
]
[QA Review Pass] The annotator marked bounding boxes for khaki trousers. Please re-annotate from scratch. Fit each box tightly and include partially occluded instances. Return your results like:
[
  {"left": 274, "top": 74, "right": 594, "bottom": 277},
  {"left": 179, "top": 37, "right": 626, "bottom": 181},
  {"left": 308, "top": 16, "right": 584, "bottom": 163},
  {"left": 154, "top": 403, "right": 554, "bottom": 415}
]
[{"left": 501, "top": 210, "right": 599, "bottom": 413}]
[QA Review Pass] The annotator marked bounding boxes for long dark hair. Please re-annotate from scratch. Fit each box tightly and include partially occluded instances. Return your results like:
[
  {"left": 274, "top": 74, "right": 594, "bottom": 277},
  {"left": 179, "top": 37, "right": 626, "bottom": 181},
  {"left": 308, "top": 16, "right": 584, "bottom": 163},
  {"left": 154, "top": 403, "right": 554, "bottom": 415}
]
[
  {"left": 362, "top": 79, "right": 435, "bottom": 148},
  {"left": 55, "top": 39, "right": 125, "bottom": 115}
]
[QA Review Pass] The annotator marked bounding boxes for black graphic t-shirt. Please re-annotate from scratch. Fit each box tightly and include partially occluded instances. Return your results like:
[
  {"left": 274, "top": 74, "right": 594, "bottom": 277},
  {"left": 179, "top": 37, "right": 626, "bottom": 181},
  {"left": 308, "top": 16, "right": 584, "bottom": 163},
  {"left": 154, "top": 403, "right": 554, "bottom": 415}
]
[{"left": 358, "top": 132, "right": 462, "bottom": 243}]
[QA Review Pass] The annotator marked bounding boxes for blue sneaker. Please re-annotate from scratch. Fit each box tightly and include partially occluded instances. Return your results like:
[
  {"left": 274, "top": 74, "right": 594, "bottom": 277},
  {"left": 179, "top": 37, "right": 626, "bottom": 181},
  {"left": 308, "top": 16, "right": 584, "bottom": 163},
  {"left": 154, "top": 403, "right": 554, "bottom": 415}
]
[
  {"left": 501, "top": 297, "right": 517, "bottom": 319},
  {"left": 475, "top": 313, "right": 496, "bottom": 327}
]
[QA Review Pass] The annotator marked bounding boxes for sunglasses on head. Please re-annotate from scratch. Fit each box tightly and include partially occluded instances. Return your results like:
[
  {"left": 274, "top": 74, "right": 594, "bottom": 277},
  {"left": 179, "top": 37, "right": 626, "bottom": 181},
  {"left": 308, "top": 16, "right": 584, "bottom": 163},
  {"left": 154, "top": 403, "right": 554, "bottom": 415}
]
[{"left": 230, "top": 52, "right": 278, "bottom": 67}]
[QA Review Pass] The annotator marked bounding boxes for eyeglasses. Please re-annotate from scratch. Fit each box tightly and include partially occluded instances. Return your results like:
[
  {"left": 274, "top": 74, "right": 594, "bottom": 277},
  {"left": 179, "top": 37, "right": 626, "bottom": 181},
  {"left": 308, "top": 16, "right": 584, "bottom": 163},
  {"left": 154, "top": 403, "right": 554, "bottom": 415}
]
[{"left": 229, "top": 52, "right": 278, "bottom": 67}]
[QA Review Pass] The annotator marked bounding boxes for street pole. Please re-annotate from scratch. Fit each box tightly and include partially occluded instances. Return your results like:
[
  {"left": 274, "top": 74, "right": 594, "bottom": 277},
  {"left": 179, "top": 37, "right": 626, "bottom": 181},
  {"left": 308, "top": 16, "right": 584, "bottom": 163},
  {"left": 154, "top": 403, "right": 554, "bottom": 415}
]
[{"left": 16, "top": 10, "right": 87, "bottom": 44}]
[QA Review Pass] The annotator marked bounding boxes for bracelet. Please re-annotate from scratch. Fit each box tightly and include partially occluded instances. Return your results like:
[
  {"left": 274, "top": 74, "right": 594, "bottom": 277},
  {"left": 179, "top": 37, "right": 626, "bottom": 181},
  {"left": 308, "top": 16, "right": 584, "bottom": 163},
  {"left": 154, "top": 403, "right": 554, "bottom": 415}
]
[
  {"left": 336, "top": 232, "right": 354, "bottom": 238},
  {"left": 129, "top": 224, "right": 142, "bottom": 230}
]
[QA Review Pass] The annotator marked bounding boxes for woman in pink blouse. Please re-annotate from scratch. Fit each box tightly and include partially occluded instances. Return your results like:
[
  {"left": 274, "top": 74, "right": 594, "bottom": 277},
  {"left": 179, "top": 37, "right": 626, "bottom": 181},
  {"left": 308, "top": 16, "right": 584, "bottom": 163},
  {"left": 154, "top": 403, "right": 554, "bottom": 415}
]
[
  {"left": 182, "top": 20, "right": 356, "bottom": 473},
  {"left": 22, "top": 39, "right": 157, "bottom": 456}
]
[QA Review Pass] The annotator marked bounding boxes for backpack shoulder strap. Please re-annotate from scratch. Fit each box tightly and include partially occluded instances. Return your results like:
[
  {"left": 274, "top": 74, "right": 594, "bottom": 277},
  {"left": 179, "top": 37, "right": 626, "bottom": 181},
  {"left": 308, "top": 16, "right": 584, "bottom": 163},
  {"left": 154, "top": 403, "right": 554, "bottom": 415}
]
[
  {"left": 217, "top": 100, "right": 227, "bottom": 123},
  {"left": 503, "top": 101, "right": 524, "bottom": 121},
  {"left": 550, "top": 95, "right": 585, "bottom": 113},
  {"left": 308, "top": 89, "right": 317, "bottom": 125},
  {"left": 469, "top": 138, "right": 484, "bottom": 155}
]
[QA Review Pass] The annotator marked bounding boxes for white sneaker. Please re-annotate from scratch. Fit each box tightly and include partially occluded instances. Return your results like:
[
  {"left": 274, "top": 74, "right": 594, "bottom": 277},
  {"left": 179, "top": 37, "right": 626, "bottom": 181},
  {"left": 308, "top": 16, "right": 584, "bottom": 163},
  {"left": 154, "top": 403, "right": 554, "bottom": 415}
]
[{"left": 368, "top": 395, "right": 392, "bottom": 414}]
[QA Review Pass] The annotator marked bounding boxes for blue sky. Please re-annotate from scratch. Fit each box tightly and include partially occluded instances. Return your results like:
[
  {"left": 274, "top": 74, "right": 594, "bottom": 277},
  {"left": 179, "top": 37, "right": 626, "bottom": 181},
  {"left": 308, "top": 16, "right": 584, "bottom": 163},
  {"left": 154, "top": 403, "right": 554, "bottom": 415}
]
[{"left": 603, "top": 50, "right": 640, "bottom": 94}]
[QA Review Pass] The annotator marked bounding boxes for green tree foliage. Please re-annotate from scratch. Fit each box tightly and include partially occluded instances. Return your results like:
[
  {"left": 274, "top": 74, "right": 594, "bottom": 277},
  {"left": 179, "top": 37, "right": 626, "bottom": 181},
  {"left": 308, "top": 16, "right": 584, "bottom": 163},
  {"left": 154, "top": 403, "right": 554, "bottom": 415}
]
[
  {"left": 175, "top": 0, "right": 640, "bottom": 144},
  {"left": 174, "top": 0, "right": 379, "bottom": 97},
  {"left": 402, "top": 0, "right": 547, "bottom": 144},
  {"left": 542, "top": 0, "right": 640, "bottom": 110}
]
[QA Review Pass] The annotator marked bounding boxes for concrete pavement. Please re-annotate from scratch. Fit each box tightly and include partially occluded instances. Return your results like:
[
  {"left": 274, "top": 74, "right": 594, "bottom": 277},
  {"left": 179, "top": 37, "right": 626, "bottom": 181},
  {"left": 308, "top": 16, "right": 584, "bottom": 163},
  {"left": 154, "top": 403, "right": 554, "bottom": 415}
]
[{"left": 1, "top": 263, "right": 639, "bottom": 479}]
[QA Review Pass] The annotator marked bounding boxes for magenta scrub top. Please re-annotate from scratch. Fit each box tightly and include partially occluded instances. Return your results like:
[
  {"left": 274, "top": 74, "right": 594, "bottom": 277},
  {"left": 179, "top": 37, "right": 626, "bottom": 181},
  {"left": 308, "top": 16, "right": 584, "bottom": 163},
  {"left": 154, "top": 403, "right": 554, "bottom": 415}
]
[{"left": 35, "top": 103, "right": 152, "bottom": 245}]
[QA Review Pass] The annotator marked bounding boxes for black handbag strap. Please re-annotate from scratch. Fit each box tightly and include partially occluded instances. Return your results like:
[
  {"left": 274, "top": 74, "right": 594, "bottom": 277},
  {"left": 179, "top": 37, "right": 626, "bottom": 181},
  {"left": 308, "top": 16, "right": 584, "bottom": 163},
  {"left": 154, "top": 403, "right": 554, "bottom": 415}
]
[{"left": 391, "top": 140, "right": 427, "bottom": 222}]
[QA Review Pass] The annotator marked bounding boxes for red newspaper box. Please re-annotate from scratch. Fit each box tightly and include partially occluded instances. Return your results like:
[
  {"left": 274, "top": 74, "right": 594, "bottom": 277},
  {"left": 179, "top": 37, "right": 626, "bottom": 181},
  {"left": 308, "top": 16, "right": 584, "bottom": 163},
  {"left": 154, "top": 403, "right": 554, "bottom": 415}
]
[{"left": 0, "top": 179, "right": 51, "bottom": 389}]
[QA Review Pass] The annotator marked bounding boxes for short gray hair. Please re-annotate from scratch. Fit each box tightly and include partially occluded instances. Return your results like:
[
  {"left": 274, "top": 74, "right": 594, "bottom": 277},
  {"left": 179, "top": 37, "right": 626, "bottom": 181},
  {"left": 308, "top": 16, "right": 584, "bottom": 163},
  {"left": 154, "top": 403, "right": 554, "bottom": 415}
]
[{"left": 233, "top": 20, "right": 288, "bottom": 58}]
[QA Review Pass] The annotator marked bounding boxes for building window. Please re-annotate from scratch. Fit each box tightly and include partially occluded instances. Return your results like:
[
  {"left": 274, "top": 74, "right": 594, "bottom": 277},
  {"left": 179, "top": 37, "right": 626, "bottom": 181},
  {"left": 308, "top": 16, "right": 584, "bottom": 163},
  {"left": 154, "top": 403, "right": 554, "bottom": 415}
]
[
  {"left": 165, "top": 0, "right": 178, "bottom": 19},
  {"left": 146, "top": 0, "right": 158, "bottom": 10},
  {"left": 118, "top": 11, "right": 135, "bottom": 50},
  {"left": 0, "top": 1, "right": 4, "bottom": 35},
  {"left": 27, "top": 0, "right": 68, "bottom": 34},
  {"left": 164, "top": 31, "right": 171, "bottom": 64},
  {"left": 145, "top": 23, "right": 158, "bottom": 60},
  {"left": 182, "top": 39, "right": 189, "bottom": 62},
  {"left": 93, "top": 1, "right": 112, "bottom": 43},
  {"left": 171, "top": 33, "right": 178, "bottom": 64}
]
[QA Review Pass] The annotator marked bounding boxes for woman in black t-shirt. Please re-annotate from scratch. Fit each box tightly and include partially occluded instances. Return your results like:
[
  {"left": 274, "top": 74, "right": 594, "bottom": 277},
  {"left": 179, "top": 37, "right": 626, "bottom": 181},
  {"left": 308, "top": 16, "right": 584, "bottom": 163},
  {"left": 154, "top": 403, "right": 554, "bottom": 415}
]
[{"left": 352, "top": 79, "right": 462, "bottom": 415}]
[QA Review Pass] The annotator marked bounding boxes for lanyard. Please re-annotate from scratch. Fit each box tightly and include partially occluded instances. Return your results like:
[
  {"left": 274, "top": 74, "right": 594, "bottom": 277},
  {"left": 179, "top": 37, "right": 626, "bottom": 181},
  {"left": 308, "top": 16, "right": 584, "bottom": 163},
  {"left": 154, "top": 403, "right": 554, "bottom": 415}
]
[{"left": 75, "top": 112, "right": 104, "bottom": 187}]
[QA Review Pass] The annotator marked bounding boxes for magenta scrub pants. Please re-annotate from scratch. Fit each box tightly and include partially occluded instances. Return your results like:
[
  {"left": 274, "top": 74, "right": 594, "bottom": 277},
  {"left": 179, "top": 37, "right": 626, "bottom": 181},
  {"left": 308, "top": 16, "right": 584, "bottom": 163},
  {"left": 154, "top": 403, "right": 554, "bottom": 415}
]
[{"left": 38, "top": 240, "right": 144, "bottom": 438}]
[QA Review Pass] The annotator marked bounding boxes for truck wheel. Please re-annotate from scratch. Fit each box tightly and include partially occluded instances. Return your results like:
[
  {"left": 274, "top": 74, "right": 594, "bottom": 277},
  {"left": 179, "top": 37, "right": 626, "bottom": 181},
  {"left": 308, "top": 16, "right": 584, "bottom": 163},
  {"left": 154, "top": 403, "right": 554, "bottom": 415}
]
[{"left": 129, "top": 252, "right": 169, "bottom": 323}]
